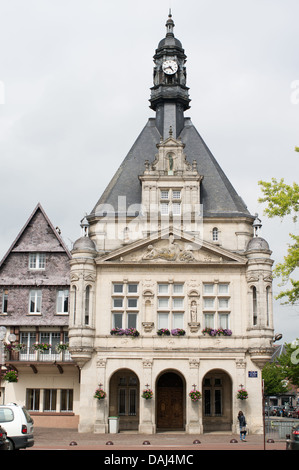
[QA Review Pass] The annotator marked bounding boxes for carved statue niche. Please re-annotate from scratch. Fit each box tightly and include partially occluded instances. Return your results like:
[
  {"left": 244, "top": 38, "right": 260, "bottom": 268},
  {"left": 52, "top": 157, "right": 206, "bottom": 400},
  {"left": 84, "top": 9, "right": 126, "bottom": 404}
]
[
  {"left": 188, "top": 291, "right": 200, "bottom": 333},
  {"left": 190, "top": 300, "right": 197, "bottom": 323},
  {"left": 168, "top": 152, "right": 174, "bottom": 175},
  {"left": 142, "top": 289, "right": 155, "bottom": 333}
]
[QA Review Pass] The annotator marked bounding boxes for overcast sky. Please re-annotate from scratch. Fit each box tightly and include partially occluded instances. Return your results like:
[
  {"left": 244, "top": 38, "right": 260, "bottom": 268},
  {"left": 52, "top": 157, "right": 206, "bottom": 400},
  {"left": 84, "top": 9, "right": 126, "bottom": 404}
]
[{"left": 0, "top": 0, "right": 298, "bottom": 343}]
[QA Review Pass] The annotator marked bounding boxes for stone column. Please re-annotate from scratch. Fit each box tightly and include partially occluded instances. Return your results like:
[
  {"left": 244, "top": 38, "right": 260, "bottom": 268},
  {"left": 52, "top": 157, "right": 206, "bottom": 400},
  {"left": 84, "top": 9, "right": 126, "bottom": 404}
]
[
  {"left": 187, "top": 359, "right": 202, "bottom": 433},
  {"left": 94, "top": 357, "right": 108, "bottom": 433},
  {"left": 234, "top": 358, "right": 247, "bottom": 433},
  {"left": 139, "top": 359, "right": 155, "bottom": 434}
]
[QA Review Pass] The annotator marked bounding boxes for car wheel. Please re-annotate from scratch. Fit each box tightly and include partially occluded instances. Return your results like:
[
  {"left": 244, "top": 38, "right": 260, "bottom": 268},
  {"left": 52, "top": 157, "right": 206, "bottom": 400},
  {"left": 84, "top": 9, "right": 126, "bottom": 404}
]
[{"left": 6, "top": 439, "right": 14, "bottom": 450}]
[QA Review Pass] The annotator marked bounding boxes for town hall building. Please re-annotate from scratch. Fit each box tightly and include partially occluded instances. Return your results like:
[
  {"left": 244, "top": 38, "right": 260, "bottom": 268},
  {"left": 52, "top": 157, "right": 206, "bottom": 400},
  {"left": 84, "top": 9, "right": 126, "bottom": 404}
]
[
  {"left": 68, "top": 13, "right": 275, "bottom": 434},
  {"left": 1, "top": 13, "right": 275, "bottom": 434}
]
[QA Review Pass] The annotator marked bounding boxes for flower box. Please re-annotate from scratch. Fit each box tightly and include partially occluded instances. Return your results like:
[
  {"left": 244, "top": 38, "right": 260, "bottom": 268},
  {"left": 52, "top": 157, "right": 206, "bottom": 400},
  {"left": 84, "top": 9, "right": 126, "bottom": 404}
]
[
  {"left": 171, "top": 328, "right": 186, "bottom": 336},
  {"left": 202, "top": 328, "right": 232, "bottom": 336},
  {"left": 110, "top": 328, "right": 140, "bottom": 337},
  {"left": 157, "top": 329, "right": 170, "bottom": 336}
]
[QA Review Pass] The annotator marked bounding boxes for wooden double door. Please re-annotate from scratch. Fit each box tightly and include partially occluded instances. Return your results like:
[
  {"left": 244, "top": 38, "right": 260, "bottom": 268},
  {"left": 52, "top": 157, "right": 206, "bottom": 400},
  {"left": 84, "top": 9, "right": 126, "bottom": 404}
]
[{"left": 157, "top": 372, "right": 184, "bottom": 430}]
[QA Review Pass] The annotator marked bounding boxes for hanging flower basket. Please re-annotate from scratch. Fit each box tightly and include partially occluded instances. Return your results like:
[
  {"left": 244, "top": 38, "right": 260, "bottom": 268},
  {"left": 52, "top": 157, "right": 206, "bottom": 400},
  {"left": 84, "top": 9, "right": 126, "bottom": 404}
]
[
  {"left": 4, "top": 342, "right": 25, "bottom": 352},
  {"left": 157, "top": 328, "right": 170, "bottom": 336},
  {"left": 141, "top": 388, "right": 153, "bottom": 400},
  {"left": 14, "top": 343, "right": 26, "bottom": 351},
  {"left": 33, "top": 343, "right": 51, "bottom": 352},
  {"left": 237, "top": 388, "right": 248, "bottom": 400},
  {"left": 56, "top": 343, "right": 69, "bottom": 352},
  {"left": 94, "top": 387, "right": 106, "bottom": 400},
  {"left": 3, "top": 369, "right": 18, "bottom": 383},
  {"left": 189, "top": 390, "right": 202, "bottom": 402}
]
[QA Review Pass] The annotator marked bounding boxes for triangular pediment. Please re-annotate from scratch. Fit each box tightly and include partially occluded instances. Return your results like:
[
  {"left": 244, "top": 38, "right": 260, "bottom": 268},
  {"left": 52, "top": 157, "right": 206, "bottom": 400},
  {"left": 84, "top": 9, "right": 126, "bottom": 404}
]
[
  {"left": 0, "top": 203, "right": 71, "bottom": 268},
  {"left": 96, "top": 228, "right": 247, "bottom": 265}
]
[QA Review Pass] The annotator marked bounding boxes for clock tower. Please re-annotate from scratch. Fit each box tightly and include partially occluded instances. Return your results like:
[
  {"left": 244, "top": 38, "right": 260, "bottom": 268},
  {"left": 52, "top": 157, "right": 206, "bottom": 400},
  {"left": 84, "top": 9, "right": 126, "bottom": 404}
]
[{"left": 150, "top": 12, "right": 191, "bottom": 139}]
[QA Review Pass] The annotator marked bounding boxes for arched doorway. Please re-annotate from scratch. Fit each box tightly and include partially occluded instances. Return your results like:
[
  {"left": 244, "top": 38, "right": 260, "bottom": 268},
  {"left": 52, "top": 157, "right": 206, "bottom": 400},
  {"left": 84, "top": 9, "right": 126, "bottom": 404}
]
[
  {"left": 202, "top": 369, "right": 232, "bottom": 432},
  {"left": 109, "top": 369, "right": 139, "bottom": 431},
  {"left": 156, "top": 371, "right": 185, "bottom": 431}
]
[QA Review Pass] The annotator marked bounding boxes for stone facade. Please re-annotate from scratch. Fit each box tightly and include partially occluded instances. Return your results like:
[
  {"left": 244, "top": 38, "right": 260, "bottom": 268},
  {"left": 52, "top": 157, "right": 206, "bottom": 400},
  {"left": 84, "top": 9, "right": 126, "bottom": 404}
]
[{"left": 67, "top": 14, "right": 275, "bottom": 435}]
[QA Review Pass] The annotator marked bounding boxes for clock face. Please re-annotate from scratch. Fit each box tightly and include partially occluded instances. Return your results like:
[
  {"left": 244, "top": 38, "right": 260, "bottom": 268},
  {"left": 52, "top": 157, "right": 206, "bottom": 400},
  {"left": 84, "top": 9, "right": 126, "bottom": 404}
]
[{"left": 162, "top": 60, "right": 178, "bottom": 75}]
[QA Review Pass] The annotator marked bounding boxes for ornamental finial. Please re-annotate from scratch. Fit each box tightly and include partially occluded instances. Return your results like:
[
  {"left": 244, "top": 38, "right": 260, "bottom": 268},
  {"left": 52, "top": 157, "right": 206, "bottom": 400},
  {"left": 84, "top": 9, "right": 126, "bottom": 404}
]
[{"left": 166, "top": 10, "right": 175, "bottom": 37}]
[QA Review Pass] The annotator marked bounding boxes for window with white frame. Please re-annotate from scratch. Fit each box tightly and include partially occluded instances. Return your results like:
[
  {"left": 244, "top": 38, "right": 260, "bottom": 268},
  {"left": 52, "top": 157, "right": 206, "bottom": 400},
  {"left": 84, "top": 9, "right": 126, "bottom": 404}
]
[
  {"left": 56, "top": 290, "right": 69, "bottom": 314},
  {"left": 20, "top": 331, "right": 69, "bottom": 358},
  {"left": 157, "top": 282, "right": 184, "bottom": 329},
  {"left": 159, "top": 189, "right": 181, "bottom": 216},
  {"left": 61, "top": 389, "right": 73, "bottom": 411},
  {"left": 44, "top": 389, "right": 57, "bottom": 412},
  {"left": 29, "top": 290, "right": 42, "bottom": 314},
  {"left": 20, "top": 331, "right": 37, "bottom": 355},
  {"left": 40, "top": 331, "right": 60, "bottom": 353},
  {"left": 26, "top": 388, "right": 73, "bottom": 412},
  {"left": 112, "top": 282, "right": 139, "bottom": 329},
  {"left": 29, "top": 253, "right": 46, "bottom": 270},
  {"left": 203, "top": 283, "right": 230, "bottom": 329}
]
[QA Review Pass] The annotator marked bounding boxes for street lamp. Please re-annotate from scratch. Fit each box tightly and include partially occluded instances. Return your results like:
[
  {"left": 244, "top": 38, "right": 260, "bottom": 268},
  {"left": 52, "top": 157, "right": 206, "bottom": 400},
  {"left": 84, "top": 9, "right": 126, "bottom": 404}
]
[{"left": 273, "top": 333, "right": 283, "bottom": 343}]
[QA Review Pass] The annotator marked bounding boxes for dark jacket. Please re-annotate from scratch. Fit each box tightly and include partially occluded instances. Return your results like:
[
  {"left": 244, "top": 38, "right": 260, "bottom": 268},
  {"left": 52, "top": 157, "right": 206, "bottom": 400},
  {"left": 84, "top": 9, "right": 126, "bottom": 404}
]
[{"left": 238, "top": 414, "right": 246, "bottom": 428}]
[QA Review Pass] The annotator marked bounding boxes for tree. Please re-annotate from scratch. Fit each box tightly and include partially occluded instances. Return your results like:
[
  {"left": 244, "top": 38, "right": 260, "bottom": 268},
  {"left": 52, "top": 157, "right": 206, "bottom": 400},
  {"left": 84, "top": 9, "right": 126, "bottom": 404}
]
[
  {"left": 258, "top": 175, "right": 299, "bottom": 305},
  {"left": 276, "top": 340, "right": 299, "bottom": 388},
  {"left": 262, "top": 361, "right": 290, "bottom": 396}
]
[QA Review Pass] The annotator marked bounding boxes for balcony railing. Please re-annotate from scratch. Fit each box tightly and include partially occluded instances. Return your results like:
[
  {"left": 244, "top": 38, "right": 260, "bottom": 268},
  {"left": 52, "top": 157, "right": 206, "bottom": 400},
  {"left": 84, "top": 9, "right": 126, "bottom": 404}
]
[{"left": 6, "top": 347, "right": 73, "bottom": 363}]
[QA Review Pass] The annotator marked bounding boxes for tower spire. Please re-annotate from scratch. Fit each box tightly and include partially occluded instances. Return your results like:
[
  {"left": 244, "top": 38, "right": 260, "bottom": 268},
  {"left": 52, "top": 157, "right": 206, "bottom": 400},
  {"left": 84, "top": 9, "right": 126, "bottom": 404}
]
[
  {"left": 150, "top": 14, "right": 190, "bottom": 139},
  {"left": 166, "top": 9, "right": 175, "bottom": 37}
]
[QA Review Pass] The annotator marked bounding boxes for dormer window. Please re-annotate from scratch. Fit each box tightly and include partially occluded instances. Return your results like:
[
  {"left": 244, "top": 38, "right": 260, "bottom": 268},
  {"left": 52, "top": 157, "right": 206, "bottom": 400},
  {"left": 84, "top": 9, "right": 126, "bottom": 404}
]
[
  {"left": 212, "top": 228, "right": 219, "bottom": 242},
  {"left": 29, "top": 253, "right": 46, "bottom": 270},
  {"left": 160, "top": 189, "right": 181, "bottom": 216}
]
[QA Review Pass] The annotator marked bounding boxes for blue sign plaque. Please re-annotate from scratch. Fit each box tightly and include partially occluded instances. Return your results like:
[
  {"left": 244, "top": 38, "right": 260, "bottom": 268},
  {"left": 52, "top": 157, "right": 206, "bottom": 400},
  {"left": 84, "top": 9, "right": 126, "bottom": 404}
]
[{"left": 248, "top": 371, "right": 258, "bottom": 378}]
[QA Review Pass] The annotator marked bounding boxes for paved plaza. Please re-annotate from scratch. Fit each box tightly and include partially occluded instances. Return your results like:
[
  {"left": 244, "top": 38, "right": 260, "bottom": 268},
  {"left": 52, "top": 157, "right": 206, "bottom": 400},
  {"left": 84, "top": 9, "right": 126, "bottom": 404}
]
[{"left": 26, "top": 427, "right": 286, "bottom": 451}]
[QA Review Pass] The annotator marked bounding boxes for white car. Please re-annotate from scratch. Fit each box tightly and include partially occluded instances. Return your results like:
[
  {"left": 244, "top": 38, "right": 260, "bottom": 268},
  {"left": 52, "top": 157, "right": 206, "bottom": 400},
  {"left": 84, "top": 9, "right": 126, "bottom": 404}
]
[{"left": 0, "top": 403, "right": 34, "bottom": 450}]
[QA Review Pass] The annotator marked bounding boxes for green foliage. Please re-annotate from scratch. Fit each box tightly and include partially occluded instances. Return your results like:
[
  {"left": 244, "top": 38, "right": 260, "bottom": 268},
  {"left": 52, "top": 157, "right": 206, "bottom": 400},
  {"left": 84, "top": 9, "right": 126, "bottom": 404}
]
[
  {"left": 258, "top": 178, "right": 299, "bottom": 222},
  {"left": 277, "top": 340, "right": 299, "bottom": 388},
  {"left": 258, "top": 175, "right": 299, "bottom": 304},
  {"left": 262, "top": 362, "right": 289, "bottom": 396}
]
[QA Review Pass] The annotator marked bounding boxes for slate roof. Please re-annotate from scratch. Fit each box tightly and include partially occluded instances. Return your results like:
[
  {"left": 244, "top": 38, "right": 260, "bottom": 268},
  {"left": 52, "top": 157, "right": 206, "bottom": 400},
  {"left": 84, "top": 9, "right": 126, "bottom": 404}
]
[
  {"left": 90, "top": 117, "right": 252, "bottom": 220},
  {"left": 0, "top": 203, "right": 71, "bottom": 267}
]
